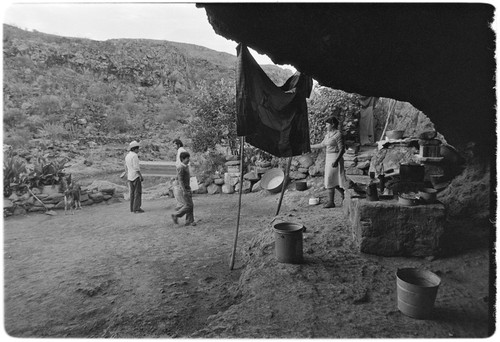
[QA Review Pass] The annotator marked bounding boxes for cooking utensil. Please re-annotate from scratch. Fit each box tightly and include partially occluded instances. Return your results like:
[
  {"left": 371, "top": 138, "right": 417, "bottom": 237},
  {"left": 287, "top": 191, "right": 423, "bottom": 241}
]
[
  {"left": 386, "top": 130, "right": 405, "bottom": 140},
  {"left": 309, "top": 197, "right": 319, "bottom": 205},
  {"left": 400, "top": 163, "right": 425, "bottom": 183}
]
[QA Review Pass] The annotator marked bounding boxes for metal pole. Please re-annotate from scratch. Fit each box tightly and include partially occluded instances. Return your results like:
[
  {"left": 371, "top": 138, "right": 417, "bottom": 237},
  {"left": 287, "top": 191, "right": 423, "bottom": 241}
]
[
  {"left": 275, "top": 156, "right": 292, "bottom": 216},
  {"left": 229, "top": 136, "right": 245, "bottom": 270}
]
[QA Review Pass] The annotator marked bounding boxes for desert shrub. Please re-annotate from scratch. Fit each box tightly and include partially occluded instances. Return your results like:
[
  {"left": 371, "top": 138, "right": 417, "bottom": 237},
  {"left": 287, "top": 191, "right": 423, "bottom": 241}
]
[
  {"left": 83, "top": 145, "right": 107, "bottom": 165},
  {"left": 144, "top": 84, "right": 165, "bottom": 99},
  {"left": 34, "top": 95, "right": 62, "bottom": 123},
  {"left": 23, "top": 114, "right": 45, "bottom": 132},
  {"left": 38, "top": 123, "right": 68, "bottom": 141},
  {"left": 4, "top": 128, "right": 32, "bottom": 149},
  {"left": 3, "top": 108, "right": 26, "bottom": 129},
  {"left": 156, "top": 100, "right": 182, "bottom": 124},
  {"left": 105, "top": 111, "right": 132, "bottom": 133},
  {"left": 64, "top": 123, "right": 81, "bottom": 140},
  {"left": 3, "top": 151, "right": 27, "bottom": 196}
]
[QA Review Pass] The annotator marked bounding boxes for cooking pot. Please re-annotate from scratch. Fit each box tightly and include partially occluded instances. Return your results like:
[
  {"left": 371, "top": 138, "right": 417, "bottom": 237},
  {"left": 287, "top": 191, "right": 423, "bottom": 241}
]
[
  {"left": 398, "top": 193, "right": 419, "bottom": 206},
  {"left": 399, "top": 163, "right": 425, "bottom": 183},
  {"left": 386, "top": 130, "right": 405, "bottom": 140},
  {"left": 295, "top": 181, "right": 307, "bottom": 191},
  {"left": 418, "top": 188, "right": 437, "bottom": 203}
]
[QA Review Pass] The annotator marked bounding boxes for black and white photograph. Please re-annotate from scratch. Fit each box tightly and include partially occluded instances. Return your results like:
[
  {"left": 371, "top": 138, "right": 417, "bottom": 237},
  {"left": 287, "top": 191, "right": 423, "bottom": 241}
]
[{"left": 2, "top": 1, "right": 497, "bottom": 338}]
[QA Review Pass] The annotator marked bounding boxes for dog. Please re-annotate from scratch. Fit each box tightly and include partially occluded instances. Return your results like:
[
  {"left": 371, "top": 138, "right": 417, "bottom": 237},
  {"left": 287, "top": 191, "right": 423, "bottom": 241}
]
[{"left": 61, "top": 174, "right": 82, "bottom": 214}]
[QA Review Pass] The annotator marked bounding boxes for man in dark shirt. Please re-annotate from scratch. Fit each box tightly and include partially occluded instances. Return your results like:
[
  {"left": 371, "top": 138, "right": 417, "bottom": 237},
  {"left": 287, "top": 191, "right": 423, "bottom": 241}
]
[{"left": 171, "top": 151, "right": 196, "bottom": 226}]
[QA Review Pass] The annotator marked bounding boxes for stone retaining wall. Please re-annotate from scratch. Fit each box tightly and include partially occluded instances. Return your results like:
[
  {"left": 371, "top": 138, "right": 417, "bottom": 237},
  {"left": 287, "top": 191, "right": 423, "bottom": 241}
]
[{"left": 4, "top": 184, "right": 123, "bottom": 217}]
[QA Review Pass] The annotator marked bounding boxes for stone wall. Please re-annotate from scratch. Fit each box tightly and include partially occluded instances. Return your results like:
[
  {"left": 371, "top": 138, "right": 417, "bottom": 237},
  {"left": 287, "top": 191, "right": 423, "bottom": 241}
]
[{"left": 4, "top": 181, "right": 125, "bottom": 217}]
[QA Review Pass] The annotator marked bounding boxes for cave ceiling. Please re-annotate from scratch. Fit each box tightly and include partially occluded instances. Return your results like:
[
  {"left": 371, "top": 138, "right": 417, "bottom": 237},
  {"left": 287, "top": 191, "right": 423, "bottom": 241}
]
[{"left": 199, "top": 3, "right": 496, "bottom": 157}]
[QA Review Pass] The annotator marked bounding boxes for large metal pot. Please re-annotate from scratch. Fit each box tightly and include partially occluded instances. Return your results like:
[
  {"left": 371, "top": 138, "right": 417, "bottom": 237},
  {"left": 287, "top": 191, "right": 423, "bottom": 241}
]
[
  {"left": 386, "top": 130, "right": 405, "bottom": 140},
  {"left": 399, "top": 163, "right": 425, "bottom": 183}
]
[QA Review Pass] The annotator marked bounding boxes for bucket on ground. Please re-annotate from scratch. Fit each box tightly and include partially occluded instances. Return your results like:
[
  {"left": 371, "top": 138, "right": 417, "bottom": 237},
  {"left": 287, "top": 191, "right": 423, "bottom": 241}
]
[
  {"left": 396, "top": 268, "right": 441, "bottom": 319},
  {"left": 273, "top": 222, "right": 304, "bottom": 264},
  {"left": 295, "top": 181, "right": 307, "bottom": 191}
]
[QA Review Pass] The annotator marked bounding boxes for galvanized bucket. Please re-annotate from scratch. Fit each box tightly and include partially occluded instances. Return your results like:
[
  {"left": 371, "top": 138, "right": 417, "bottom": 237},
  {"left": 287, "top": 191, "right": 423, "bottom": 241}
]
[
  {"left": 273, "top": 222, "right": 304, "bottom": 264},
  {"left": 396, "top": 268, "right": 441, "bottom": 319}
]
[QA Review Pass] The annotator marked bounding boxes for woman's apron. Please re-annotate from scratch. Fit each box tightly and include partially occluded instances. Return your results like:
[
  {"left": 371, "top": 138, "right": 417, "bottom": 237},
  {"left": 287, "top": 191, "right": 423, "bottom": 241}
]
[{"left": 324, "top": 152, "right": 346, "bottom": 189}]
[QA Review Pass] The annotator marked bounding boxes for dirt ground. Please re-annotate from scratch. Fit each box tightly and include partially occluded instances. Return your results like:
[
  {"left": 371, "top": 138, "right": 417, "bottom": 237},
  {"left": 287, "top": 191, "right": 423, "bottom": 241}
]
[{"left": 3, "top": 179, "right": 495, "bottom": 338}]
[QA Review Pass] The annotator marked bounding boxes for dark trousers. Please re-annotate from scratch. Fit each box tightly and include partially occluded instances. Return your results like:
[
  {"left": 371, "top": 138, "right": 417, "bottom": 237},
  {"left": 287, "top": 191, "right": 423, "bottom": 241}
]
[
  {"left": 129, "top": 178, "right": 142, "bottom": 212},
  {"left": 174, "top": 189, "right": 194, "bottom": 223}
]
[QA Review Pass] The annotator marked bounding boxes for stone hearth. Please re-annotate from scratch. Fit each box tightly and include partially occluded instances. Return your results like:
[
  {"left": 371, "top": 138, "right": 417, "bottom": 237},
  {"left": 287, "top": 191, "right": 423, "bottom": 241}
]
[{"left": 343, "top": 188, "right": 446, "bottom": 257}]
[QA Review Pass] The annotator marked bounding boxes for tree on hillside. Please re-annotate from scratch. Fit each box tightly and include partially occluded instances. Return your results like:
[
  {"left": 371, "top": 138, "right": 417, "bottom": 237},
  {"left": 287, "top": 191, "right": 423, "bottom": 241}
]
[
  {"left": 308, "top": 86, "right": 361, "bottom": 144},
  {"left": 187, "top": 79, "right": 237, "bottom": 154}
]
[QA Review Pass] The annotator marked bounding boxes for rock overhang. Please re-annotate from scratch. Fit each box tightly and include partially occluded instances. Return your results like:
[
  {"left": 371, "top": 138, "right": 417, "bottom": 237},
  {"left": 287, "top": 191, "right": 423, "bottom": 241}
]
[{"left": 199, "top": 3, "right": 496, "bottom": 158}]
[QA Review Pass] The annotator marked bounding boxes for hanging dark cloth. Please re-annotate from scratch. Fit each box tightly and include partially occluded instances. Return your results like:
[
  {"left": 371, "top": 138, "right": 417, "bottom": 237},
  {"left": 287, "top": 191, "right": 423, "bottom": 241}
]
[{"left": 236, "top": 44, "right": 313, "bottom": 157}]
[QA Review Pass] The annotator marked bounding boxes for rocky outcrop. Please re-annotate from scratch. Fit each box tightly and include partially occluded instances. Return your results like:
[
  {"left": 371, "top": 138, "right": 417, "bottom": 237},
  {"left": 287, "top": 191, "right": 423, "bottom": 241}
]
[{"left": 201, "top": 3, "right": 495, "bottom": 158}]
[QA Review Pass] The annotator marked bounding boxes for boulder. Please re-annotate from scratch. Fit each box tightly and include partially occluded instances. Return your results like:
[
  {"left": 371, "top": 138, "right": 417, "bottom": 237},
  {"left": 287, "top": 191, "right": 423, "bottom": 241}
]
[
  {"left": 81, "top": 199, "right": 94, "bottom": 206},
  {"left": 225, "top": 160, "right": 241, "bottom": 166},
  {"left": 225, "top": 155, "right": 238, "bottom": 161},
  {"left": 13, "top": 206, "right": 27, "bottom": 215},
  {"left": 297, "top": 155, "right": 314, "bottom": 168},
  {"left": 8, "top": 193, "right": 20, "bottom": 202},
  {"left": 222, "top": 184, "right": 235, "bottom": 194},
  {"left": 243, "top": 171, "right": 260, "bottom": 182},
  {"left": 100, "top": 188, "right": 115, "bottom": 195},
  {"left": 41, "top": 185, "right": 61, "bottom": 195},
  {"left": 28, "top": 206, "right": 46, "bottom": 212},
  {"left": 308, "top": 165, "right": 323, "bottom": 177},
  {"left": 255, "top": 161, "right": 271, "bottom": 168},
  {"left": 236, "top": 180, "right": 252, "bottom": 193},
  {"left": 4, "top": 199, "right": 14, "bottom": 210},
  {"left": 356, "top": 160, "right": 371, "bottom": 170},
  {"left": 42, "top": 193, "right": 65, "bottom": 204},
  {"left": 84, "top": 180, "right": 127, "bottom": 194},
  {"left": 214, "top": 178, "right": 224, "bottom": 185},
  {"left": 207, "top": 184, "right": 222, "bottom": 195},
  {"left": 229, "top": 177, "right": 240, "bottom": 187},
  {"left": 289, "top": 171, "right": 307, "bottom": 180},
  {"left": 227, "top": 166, "right": 240, "bottom": 173},
  {"left": 345, "top": 166, "right": 364, "bottom": 176},
  {"left": 194, "top": 184, "right": 208, "bottom": 194},
  {"left": 251, "top": 180, "right": 262, "bottom": 192},
  {"left": 89, "top": 192, "right": 104, "bottom": 203},
  {"left": 54, "top": 201, "right": 65, "bottom": 209}
]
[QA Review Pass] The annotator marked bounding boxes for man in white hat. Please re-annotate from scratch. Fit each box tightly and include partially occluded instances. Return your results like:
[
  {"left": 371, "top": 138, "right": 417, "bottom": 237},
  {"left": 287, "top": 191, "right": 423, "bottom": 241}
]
[{"left": 125, "top": 141, "right": 144, "bottom": 213}]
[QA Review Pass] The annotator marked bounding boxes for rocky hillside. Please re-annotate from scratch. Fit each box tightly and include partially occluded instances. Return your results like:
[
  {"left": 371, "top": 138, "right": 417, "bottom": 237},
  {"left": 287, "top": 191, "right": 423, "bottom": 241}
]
[{"left": 3, "top": 24, "right": 292, "bottom": 143}]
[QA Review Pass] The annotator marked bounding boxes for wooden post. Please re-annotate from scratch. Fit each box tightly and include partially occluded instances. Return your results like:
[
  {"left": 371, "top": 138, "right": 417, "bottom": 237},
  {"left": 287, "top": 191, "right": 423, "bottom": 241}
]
[
  {"left": 380, "top": 99, "right": 397, "bottom": 141},
  {"left": 229, "top": 136, "right": 245, "bottom": 270},
  {"left": 275, "top": 156, "right": 292, "bottom": 216}
]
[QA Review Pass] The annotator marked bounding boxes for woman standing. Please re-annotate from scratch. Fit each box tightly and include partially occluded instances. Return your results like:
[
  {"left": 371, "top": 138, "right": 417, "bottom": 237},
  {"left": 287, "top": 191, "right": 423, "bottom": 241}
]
[{"left": 311, "top": 116, "right": 346, "bottom": 208}]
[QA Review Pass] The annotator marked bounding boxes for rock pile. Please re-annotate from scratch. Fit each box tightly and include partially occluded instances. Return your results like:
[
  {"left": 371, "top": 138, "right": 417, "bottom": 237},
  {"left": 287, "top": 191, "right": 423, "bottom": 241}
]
[{"left": 4, "top": 182, "right": 125, "bottom": 217}]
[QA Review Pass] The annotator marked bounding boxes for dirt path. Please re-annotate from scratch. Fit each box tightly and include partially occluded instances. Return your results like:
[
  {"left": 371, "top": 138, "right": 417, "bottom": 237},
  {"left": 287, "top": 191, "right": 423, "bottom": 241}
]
[{"left": 3, "top": 188, "right": 494, "bottom": 338}]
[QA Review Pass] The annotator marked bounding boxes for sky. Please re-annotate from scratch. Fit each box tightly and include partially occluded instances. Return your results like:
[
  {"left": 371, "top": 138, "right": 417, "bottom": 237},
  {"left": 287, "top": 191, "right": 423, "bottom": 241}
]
[{"left": 1, "top": 1, "right": 283, "bottom": 67}]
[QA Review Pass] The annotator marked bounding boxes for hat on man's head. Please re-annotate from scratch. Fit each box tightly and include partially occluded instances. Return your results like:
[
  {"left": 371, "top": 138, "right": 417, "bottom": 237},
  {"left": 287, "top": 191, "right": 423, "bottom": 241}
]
[{"left": 128, "top": 141, "right": 140, "bottom": 150}]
